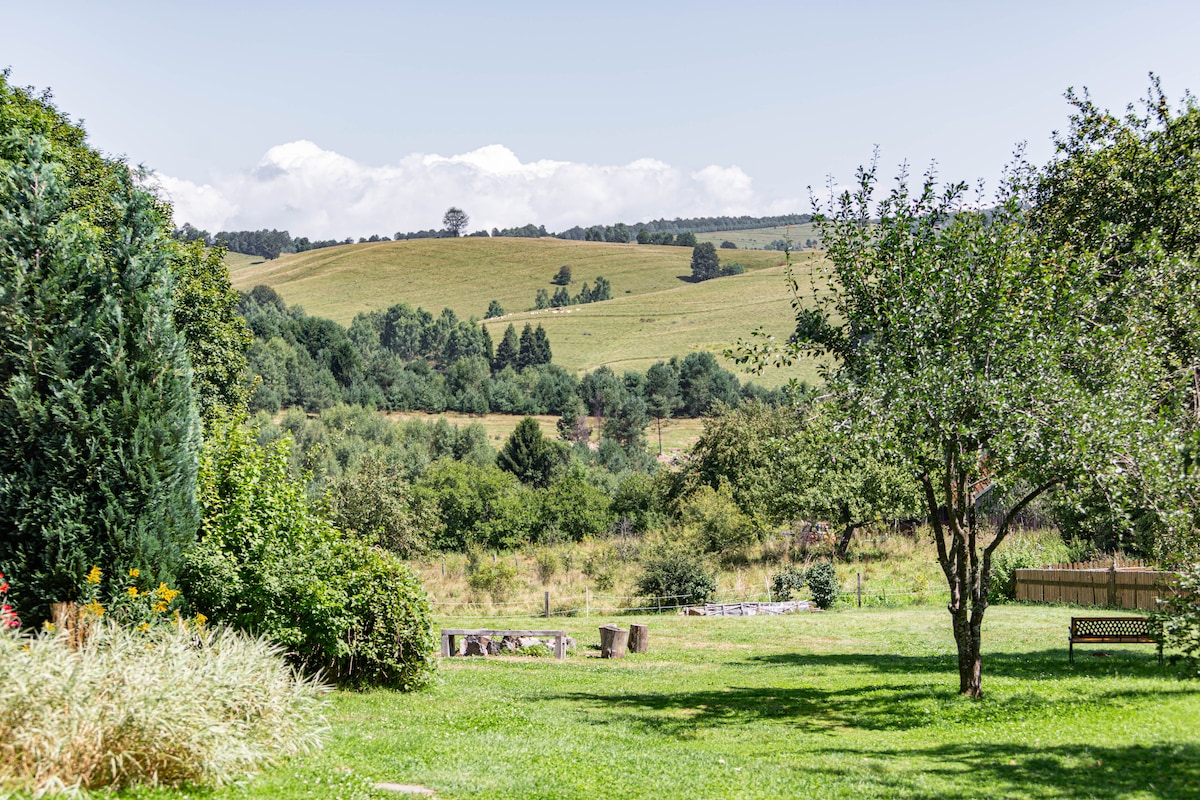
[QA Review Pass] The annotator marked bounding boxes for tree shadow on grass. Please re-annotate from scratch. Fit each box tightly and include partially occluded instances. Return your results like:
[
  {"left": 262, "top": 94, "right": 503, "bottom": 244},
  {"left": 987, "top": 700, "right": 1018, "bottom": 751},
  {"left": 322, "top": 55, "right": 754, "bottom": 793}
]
[
  {"left": 802, "top": 741, "right": 1200, "bottom": 800},
  {"left": 555, "top": 650, "right": 1193, "bottom": 737},
  {"left": 746, "top": 648, "right": 1176, "bottom": 683}
]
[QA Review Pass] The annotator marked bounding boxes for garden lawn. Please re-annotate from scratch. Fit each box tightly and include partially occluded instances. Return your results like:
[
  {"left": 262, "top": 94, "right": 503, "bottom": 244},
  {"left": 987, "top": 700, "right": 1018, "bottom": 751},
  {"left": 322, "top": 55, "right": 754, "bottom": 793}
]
[{"left": 114, "top": 605, "right": 1198, "bottom": 800}]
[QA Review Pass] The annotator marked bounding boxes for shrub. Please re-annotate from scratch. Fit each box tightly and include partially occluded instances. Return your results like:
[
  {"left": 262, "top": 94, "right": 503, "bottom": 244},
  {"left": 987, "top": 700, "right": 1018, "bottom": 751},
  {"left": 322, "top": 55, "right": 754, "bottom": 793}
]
[
  {"left": 635, "top": 545, "right": 717, "bottom": 606},
  {"left": 771, "top": 565, "right": 808, "bottom": 601},
  {"left": 534, "top": 549, "right": 560, "bottom": 585},
  {"left": 987, "top": 532, "right": 1080, "bottom": 603},
  {"left": 0, "top": 622, "right": 326, "bottom": 793},
  {"left": 185, "top": 422, "right": 436, "bottom": 690},
  {"left": 1153, "top": 563, "right": 1200, "bottom": 678},
  {"left": 328, "top": 459, "right": 433, "bottom": 557},
  {"left": 806, "top": 560, "right": 841, "bottom": 609},
  {"left": 467, "top": 561, "right": 519, "bottom": 603},
  {"left": 681, "top": 484, "right": 759, "bottom": 553}
]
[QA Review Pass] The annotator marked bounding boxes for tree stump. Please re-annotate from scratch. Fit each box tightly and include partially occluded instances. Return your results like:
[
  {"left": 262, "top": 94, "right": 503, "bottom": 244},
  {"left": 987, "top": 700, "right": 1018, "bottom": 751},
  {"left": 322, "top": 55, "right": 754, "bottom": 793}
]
[
  {"left": 50, "top": 601, "right": 88, "bottom": 649},
  {"left": 628, "top": 623, "right": 649, "bottom": 654},
  {"left": 599, "top": 624, "right": 628, "bottom": 659}
]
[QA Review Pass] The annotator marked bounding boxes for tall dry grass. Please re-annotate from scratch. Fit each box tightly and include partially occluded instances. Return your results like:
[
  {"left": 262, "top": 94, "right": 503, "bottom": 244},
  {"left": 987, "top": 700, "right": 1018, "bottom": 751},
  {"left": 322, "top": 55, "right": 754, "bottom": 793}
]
[{"left": 0, "top": 622, "right": 328, "bottom": 795}]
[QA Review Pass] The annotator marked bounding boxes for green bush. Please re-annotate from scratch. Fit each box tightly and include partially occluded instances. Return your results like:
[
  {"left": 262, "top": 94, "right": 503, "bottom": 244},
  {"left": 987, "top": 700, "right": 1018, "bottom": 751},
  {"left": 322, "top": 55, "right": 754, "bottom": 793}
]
[
  {"left": 534, "top": 549, "right": 560, "bottom": 585},
  {"left": 467, "top": 560, "right": 519, "bottom": 603},
  {"left": 771, "top": 565, "right": 808, "bottom": 601},
  {"left": 635, "top": 545, "right": 717, "bottom": 606},
  {"left": 806, "top": 560, "right": 840, "bottom": 609},
  {"left": 987, "top": 532, "right": 1080, "bottom": 603},
  {"left": 0, "top": 622, "right": 326, "bottom": 793},
  {"left": 681, "top": 484, "right": 759, "bottom": 553},
  {"left": 184, "top": 422, "right": 435, "bottom": 690},
  {"left": 1153, "top": 563, "right": 1200, "bottom": 678}
]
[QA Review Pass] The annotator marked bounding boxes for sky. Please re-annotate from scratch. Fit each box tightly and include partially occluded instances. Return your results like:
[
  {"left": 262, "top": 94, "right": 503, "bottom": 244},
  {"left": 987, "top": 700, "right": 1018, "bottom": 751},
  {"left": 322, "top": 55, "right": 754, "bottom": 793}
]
[{"left": 5, "top": 1, "right": 1200, "bottom": 239}]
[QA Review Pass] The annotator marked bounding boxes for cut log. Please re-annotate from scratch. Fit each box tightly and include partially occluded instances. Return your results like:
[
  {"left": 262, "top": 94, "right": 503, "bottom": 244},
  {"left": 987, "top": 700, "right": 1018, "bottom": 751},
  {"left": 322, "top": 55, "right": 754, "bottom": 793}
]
[
  {"left": 628, "top": 623, "right": 649, "bottom": 654},
  {"left": 599, "top": 624, "right": 628, "bottom": 659}
]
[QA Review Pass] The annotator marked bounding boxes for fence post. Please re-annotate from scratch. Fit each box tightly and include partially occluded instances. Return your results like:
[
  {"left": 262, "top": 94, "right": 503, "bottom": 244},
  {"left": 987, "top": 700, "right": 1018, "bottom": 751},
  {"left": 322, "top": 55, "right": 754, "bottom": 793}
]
[
  {"left": 1108, "top": 563, "right": 1118, "bottom": 608},
  {"left": 657, "top": 595, "right": 662, "bottom": 614},
  {"left": 441, "top": 557, "right": 445, "bottom": 578},
  {"left": 544, "top": 591, "right": 550, "bottom": 619},
  {"left": 586, "top": 587, "right": 590, "bottom": 618},
  {"left": 857, "top": 573, "right": 862, "bottom": 608}
]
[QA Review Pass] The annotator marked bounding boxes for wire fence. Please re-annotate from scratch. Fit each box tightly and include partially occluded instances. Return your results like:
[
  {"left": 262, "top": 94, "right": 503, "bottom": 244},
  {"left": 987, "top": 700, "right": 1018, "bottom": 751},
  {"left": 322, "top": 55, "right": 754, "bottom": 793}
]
[{"left": 431, "top": 581, "right": 954, "bottom": 619}]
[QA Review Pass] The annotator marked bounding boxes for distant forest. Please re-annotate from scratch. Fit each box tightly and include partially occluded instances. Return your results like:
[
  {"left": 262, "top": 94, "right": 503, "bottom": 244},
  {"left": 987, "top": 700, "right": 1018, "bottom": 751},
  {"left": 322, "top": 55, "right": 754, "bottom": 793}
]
[
  {"left": 238, "top": 285, "right": 786, "bottom": 420},
  {"left": 174, "top": 213, "right": 813, "bottom": 259}
]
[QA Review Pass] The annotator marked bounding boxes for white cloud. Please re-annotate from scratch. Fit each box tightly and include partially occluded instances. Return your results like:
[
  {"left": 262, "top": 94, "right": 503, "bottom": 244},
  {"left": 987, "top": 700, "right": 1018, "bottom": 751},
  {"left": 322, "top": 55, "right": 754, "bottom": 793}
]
[{"left": 154, "top": 142, "right": 801, "bottom": 239}]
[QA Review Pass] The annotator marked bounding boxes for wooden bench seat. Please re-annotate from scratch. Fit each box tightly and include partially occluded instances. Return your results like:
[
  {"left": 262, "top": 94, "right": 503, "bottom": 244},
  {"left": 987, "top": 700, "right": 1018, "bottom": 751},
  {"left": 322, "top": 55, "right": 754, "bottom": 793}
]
[
  {"left": 440, "top": 628, "right": 567, "bottom": 659},
  {"left": 1069, "top": 616, "right": 1162, "bottom": 665}
]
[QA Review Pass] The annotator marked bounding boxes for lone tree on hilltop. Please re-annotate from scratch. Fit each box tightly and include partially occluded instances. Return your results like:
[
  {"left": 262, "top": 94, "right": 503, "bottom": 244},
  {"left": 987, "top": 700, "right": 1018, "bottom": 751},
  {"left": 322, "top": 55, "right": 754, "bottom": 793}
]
[{"left": 442, "top": 207, "right": 469, "bottom": 237}]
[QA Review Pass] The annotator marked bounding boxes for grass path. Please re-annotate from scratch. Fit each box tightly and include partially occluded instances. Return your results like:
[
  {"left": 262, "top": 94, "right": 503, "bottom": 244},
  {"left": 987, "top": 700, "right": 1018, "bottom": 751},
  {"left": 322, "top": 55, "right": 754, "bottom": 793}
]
[{"left": 131, "top": 605, "right": 1199, "bottom": 799}]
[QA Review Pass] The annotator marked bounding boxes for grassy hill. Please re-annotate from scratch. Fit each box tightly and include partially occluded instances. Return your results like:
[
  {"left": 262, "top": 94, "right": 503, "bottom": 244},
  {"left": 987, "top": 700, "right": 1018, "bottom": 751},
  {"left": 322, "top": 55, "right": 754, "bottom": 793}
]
[
  {"left": 695, "top": 222, "right": 820, "bottom": 250},
  {"left": 229, "top": 237, "right": 826, "bottom": 386}
]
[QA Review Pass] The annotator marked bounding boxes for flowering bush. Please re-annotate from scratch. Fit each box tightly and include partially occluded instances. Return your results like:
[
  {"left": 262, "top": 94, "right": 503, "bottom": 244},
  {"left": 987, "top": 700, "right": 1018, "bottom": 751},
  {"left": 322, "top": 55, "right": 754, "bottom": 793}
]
[
  {"left": 0, "top": 574, "right": 19, "bottom": 630},
  {"left": 67, "top": 566, "right": 200, "bottom": 633}
]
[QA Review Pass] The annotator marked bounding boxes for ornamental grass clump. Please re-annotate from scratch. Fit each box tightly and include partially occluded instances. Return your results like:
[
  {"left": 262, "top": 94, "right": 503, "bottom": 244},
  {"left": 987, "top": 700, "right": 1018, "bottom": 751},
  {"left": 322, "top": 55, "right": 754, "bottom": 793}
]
[{"left": 0, "top": 621, "right": 327, "bottom": 795}]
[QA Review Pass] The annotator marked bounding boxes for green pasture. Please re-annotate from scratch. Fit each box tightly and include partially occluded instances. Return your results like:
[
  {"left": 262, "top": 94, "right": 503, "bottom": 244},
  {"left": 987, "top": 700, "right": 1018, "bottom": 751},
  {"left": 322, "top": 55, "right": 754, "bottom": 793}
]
[
  {"left": 118, "top": 604, "right": 1198, "bottom": 800},
  {"left": 228, "top": 238, "right": 818, "bottom": 384},
  {"left": 696, "top": 223, "right": 821, "bottom": 251},
  {"left": 222, "top": 250, "right": 266, "bottom": 270}
]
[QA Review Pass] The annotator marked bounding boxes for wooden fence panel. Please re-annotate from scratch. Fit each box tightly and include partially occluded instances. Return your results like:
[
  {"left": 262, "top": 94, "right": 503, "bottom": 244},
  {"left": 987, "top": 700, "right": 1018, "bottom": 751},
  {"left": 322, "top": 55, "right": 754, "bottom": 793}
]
[{"left": 1013, "top": 568, "right": 1176, "bottom": 611}]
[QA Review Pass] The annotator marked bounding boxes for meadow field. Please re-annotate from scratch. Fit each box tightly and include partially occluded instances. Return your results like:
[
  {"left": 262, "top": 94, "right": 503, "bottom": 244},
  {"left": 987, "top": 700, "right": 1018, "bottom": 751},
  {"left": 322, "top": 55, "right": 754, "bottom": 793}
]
[
  {"left": 112, "top": 604, "right": 1197, "bottom": 800},
  {"left": 695, "top": 222, "right": 821, "bottom": 250},
  {"left": 228, "top": 237, "right": 822, "bottom": 385}
]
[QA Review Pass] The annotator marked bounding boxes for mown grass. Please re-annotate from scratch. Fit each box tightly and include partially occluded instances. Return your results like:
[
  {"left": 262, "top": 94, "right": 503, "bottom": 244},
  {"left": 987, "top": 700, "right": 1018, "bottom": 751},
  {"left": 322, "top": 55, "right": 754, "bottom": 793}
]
[
  {"left": 228, "top": 238, "right": 817, "bottom": 384},
  {"left": 109, "top": 605, "right": 1199, "bottom": 800}
]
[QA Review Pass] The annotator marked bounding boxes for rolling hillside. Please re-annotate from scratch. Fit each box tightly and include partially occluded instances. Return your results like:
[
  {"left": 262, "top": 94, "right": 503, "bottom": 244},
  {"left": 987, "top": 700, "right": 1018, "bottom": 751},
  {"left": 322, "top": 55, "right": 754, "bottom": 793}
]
[{"left": 229, "top": 236, "right": 826, "bottom": 386}]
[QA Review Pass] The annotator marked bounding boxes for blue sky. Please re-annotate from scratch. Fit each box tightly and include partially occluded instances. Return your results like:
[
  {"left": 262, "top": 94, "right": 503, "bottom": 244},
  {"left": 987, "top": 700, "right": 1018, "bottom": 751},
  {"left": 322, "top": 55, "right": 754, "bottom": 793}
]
[{"left": 5, "top": 1, "right": 1200, "bottom": 238}]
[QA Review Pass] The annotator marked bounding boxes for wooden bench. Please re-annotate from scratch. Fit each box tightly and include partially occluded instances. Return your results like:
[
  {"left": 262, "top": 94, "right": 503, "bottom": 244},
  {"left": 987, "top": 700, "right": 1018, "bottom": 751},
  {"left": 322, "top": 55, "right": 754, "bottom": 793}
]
[
  {"left": 440, "top": 629, "right": 567, "bottom": 660},
  {"left": 1069, "top": 616, "right": 1162, "bottom": 665}
]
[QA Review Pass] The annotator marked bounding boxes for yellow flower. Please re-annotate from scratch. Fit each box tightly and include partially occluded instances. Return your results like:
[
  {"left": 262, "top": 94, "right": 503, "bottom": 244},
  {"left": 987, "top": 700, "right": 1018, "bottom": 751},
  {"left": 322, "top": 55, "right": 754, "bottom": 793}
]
[
  {"left": 128, "top": 568, "right": 140, "bottom": 578},
  {"left": 42, "top": 621, "right": 56, "bottom": 633},
  {"left": 152, "top": 600, "right": 168, "bottom": 614},
  {"left": 86, "top": 566, "right": 102, "bottom": 585},
  {"left": 83, "top": 599, "right": 105, "bottom": 617},
  {"left": 155, "top": 583, "right": 181, "bottom": 604},
  {"left": 193, "top": 613, "right": 208, "bottom": 627},
  {"left": 126, "top": 586, "right": 139, "bottom": 597},
  {"left": 138, "top": 622, "right": 150, "bottom": 633}
]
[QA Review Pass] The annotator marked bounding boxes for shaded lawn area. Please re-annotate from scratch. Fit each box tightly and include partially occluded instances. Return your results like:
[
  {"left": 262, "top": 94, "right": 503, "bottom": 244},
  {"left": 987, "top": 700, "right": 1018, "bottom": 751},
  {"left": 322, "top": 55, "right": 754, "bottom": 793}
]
[{"left": 123, "top": 606, "right": 1199, "bottom": 800}]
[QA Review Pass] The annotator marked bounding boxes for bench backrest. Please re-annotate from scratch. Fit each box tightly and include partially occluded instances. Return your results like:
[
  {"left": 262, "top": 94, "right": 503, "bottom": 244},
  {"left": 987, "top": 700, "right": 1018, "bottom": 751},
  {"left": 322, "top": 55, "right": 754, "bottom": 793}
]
[{"left": 1071, "top": 616, "right": 1153, "bottom": 640}]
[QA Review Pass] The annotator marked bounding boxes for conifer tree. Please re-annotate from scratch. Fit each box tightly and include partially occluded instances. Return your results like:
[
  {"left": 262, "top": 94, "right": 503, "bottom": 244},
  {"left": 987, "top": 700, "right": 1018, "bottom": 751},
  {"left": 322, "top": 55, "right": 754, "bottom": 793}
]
[
  {"left": 517, "top": 323, "right": 537, "bottom": 369},
  {"left": 493, "top": 324, "right": 520, "bottom": 373},
  {"left": 0, "top": 139, "right": 201, "bottom": 622},
  {"left": 532, "top": 324, "right": 552, "bottom": 365}
]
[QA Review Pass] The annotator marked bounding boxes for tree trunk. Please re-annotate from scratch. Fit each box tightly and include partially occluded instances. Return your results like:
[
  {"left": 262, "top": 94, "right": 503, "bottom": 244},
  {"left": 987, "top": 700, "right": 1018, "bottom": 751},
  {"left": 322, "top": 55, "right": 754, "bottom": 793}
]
[
  {"left": 599, "top": 624, "right": 628, "bottom": 659},
  {"left": 628, "top": 623, "right": 649, "bottom": 653},
  {"left": 950, "top": 603, "right": 983, "bottom": 698},
  {"left": 835, "top": 521, "right": 859, "bottom": 560}
]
